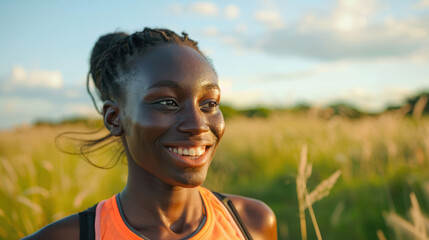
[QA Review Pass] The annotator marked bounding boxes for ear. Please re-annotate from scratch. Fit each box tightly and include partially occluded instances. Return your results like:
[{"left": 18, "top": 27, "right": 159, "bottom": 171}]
[{"left": 103, "top": 100, "right": 123, "bottom": 136}]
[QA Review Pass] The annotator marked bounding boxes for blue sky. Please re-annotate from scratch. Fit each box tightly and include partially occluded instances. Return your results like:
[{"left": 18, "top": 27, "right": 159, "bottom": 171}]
[{"left": 1, "top": 0, "right": 429, "bottom": 129}]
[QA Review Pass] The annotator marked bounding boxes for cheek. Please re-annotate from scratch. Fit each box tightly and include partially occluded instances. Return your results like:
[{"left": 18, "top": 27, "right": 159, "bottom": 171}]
[
  {"left": 123, "top": 109, "right": 173, "bottom": 154},
  {"left": 211, "top": 111, "right": 225, "bottom": 142},
  {"left": 137, "top": 111, "right": 172, "bottom": 131}
]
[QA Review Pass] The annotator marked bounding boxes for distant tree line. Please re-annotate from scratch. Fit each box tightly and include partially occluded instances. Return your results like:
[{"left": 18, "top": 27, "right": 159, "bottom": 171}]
[
  {"left": 33, "top": 91, "right": 429, "bottom": 126},
  {"left": 386, "top": 91, "right": 429, "bottom": 117}
]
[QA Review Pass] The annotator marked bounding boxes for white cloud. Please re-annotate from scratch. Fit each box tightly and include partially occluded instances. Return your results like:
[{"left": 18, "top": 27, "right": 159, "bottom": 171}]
[
  {"left": 218, "top": 77, "right": 233, "bottom": 94},
  {"left": 296, "top": 0, "right": 378, "bottom": 33},
  {"left": 168, "top": 3, "right": 185, "bottom": 14},
  {"left": 257, "top": 61, "right": 351, "bottom": 82},
  {"left": 221, "top": 36, "right": 240, "bottom": 46},
  {"left": 321, "top": 86, "right": 419, "bottom": 112},
  {"left": 0, "top": 96, "right": 99, "bottom": 129},
  {"left": 65, "top": 90, "right": 80, "bottom": 98},
  {"left": 168, "top": 2, "right": 219, "bottom": 17},
  {"left": 3, "top": 66, "right": 63, "bottom": 90},
  {"left": 0, "top": 97, "right": 55, "bottom": 128},
  {"left": 296, "top": 0, "right": 378, "bottom": 32},
  {"left": 382, "top": 17, "right": 427, "bottom": 39},
  {"left": 0, "top": 66, "right": 101, "bottom": 129},
  {"left": 218, "top": 77, "right": 264, "bottom": 107},
  {"left": 339, "top": 87, "right": 374, "bottom": 101},
  {"left": 246, "top": 0, "right": 429, "bottom": 60},
  {"left": 254, "top": 9, "right": 286, "bottom": 30},
  {"left": 332, "top": 0, "right": 377, "bottom": 31},
  {"left": 225, "top": 4, "right": 240, "bottom": 19},
  {"left": 189, "top": 2, "right": 218, "bottom": 17},
  {"left": 65, "top": 103, "right": 100, "bottom": 117},
  {"left": 222, "top": 89, "right": 263, "bottom": 108},
  {"left": 416, "top": 0, "right": 429, "bottom": 9},
  {"left": 201, "top": 26, "right": 218, "bottom": 36},
  {"left": 1, "top": 97, "right": 53, "bottom": 114},
  {"left": 236, "top": 23, "right": 247, "bottom": 34},
  {"left": 381, "top": 87, "right": 416, "bottom": 106}
]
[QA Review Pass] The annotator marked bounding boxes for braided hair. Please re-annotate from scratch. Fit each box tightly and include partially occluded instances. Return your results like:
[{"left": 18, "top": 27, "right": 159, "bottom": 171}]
[
  {"left": 58, "top": 28, "right": 212, "bottom": 168},
  {"left": 88, "top": 28, "right": 208, "bottom": 112}
]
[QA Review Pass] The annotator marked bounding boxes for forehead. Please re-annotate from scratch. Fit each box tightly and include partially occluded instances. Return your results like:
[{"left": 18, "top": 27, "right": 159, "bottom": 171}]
[{"left": 123, "top": 44, "right": 217, "bottom": 89}]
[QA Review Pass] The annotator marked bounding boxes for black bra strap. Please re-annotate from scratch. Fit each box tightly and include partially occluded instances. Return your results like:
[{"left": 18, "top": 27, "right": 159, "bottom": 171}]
[
  {"left": 78, "top": 203, "right": 98, "bottom": 240},
  {"left": 211, "top": 191, "right": 253, "bottom": 240}
]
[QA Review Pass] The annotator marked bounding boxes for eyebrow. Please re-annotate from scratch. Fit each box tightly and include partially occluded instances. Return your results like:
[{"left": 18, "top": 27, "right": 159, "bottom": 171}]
[
  {"left": 147, "top": 80, "right": 180, "bottom": 90},
  {"left": 147, "top": 80, "right": 220, "bottom": 91},
  {"left": 203, "top": 83, "right": 220, "bottom": 91}
]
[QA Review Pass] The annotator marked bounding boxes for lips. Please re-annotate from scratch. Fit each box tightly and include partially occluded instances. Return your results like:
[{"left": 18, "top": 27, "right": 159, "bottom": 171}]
[{"left": 164, "top": 144, "right": 212, "bottom": 168}]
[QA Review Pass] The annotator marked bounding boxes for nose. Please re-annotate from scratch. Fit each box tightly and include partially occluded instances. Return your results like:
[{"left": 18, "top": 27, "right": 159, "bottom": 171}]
[{"left": 177, "top": 104, "right": 210, "bottom": 135}]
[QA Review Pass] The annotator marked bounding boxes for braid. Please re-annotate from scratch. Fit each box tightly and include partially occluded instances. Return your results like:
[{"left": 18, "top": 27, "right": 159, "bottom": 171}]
[{"left": 88, "top": 28, "right": 206, "bottom": 113}]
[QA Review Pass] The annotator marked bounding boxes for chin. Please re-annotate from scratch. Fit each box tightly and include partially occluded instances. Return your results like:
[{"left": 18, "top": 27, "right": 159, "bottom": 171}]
[{"left": 171, "top": 170, "right": 208, "bottom": 188}]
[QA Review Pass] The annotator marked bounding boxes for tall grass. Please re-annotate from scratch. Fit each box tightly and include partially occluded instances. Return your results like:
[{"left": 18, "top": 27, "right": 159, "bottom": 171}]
[
  {"left": 0, "top": 124, "right": 127, "bottom": 239},
  {"left": 205, "top": 112, "right": 429, "bottom": 239},
  {"left": 0, "top": 111, "right": 428, "bottom": 239},
  {"left": 296, "top": 144, "right": 341, "bottom": 240},
  {"left": 382, "top": 193, "right": 429, "bottom": 239}
]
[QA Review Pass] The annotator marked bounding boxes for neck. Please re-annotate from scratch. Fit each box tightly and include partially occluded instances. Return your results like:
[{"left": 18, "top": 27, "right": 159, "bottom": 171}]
[{"left": 119, "top": 157, "right": 204, "bottom": 238}]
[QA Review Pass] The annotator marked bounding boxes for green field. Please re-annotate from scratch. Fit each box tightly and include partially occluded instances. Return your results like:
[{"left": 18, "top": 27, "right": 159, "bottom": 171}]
[{"left": 0, "top": 111, "right": 428, "bottom": 239}]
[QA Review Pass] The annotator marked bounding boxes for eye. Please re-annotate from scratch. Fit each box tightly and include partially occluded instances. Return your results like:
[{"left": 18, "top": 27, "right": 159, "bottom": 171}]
[
  {"left": 158, "top": 99, "right": 178, "bottom": 107},
  {"left": 154, "top": 99, "right": 179, "bottom": 111},
  {"left": 201, "top": 100, "right": 219, "bottom": 112}
]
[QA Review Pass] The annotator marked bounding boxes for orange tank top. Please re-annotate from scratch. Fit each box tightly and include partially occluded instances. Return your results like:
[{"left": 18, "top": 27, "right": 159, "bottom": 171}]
[{"left": 94, "top": 187, "right": 246, "bottom": 240}]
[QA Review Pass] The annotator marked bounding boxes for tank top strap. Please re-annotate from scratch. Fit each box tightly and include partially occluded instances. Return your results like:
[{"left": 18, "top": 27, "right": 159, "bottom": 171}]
[
  {"left": 209, "top": 191, "right": 253, "bottom": 240},
  {"left": 197, "top": 187, "right": 252, "bottom": 240},
  {"left": 78, "top": 202, "right": 98, "bottom": 240}
]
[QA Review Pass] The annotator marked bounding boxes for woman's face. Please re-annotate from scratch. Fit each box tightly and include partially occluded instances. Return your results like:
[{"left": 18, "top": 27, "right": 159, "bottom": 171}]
[{"left": 119, "top": 44, "right": 225, "bottom": 187}]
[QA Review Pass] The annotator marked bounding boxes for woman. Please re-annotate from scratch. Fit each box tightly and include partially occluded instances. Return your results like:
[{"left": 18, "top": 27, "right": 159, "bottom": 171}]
[{"left": 23, "top": 28, "right": 277, "bottom": 240}]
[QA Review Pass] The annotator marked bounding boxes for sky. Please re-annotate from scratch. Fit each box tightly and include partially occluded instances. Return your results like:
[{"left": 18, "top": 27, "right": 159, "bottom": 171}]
[{"left": 1, "top": 0, "right": 429, "bottom": 129}]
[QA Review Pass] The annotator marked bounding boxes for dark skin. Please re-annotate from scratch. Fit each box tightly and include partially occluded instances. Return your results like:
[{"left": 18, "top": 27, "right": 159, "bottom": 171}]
[{"left": 23, "top": 44, "right": 277, "bottom": 240}]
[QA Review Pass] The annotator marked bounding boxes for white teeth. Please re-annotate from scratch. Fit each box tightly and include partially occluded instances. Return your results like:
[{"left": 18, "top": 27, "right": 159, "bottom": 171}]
[
  {"left": 196, "top": 146, "right": 204, "bottom": 156},
  {"left": 189, "top": 148, "right": 196, "bottom": 156},
  {"left": 167, "top": 146, "right": 207, "bottom": 157}
]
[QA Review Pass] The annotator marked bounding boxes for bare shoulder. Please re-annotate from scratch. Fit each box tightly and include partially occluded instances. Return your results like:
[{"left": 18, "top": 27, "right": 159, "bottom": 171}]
[
  {"left": 21, "top": 214, "right": 79, "bottom": 240},
  {"left": 224, "top": 193, "right": 277, "bottom": 240}
]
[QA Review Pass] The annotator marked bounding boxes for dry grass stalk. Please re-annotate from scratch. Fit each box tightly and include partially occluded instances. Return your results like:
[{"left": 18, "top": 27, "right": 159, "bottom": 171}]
[
  {"left": 410, "top": 193, "right": 428, "bottom": 238},
  {"left": 305, "top": 188, "right": 323, "bottom": 240},
  {"left": 23, "top": 186, "right": 50, "bottom": 198},
  {"left": 376, "top": 230, "right": 387, "bottom": 240},
  {"left": 413, "top": 96, "right": 428, "bottom": 120},
  {"left": 395, "top": 103, "right": 412, "bottom": 118},
  {"left": 424, "top": 216, "right": 429, "bottom": 233},
  {"left": 307, "top": 170, "right": 342, "bottom": 209},
  {"left": 305, "top": 163, "right": 312, "bottom": 182},
  {"left": 296, "top": 144, "right": 341, "bottom": 240},
  {"left": 384, "top": 193, "right": 429, "bottom": 240},
  {"left": 73, "top": 188, "right": 91, "bottom": 209},
  {"left": 16, "top": 196, "right": 43, "bottom": 215},
  {"left": 297, "top": 144, "right": 308, "bottom": 240},
  {"left": 385, "top": 212, "right": 429, "bottom": 240}
]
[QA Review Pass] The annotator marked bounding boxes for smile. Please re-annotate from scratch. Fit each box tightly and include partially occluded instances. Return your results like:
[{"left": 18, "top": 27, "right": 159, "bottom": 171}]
[
  {"left": 164, "top": 145, "right": 212, "bottom": 167},
  {"left": 167, "top": 146, "right": 206, "bottom": 158}
]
